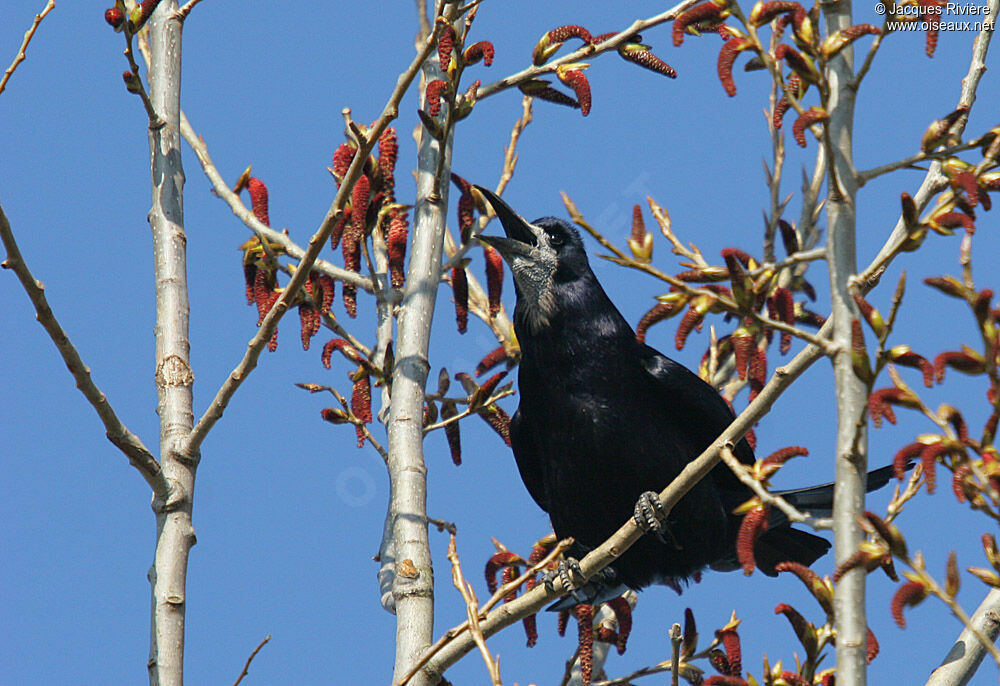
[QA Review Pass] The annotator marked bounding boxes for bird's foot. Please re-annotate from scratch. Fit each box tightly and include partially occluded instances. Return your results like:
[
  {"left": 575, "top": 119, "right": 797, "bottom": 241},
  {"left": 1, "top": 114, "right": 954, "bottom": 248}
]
[
  {"left": 633, "top": 491, "right": 683, "bottom": 549},
  {"left": 544, "top": 557, "right": 586, "bottom": 601},
  {"left": 633, "top": 491, "right": 666, "bottom": 532}
]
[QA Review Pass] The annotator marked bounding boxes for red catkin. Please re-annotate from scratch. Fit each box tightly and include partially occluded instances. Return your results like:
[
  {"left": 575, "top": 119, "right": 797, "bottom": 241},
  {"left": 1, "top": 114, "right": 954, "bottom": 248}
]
[
  {"left": 736, "top": 506, "right": 769, "bottom": 575},
  {"left": 484, "top": 246, "right": 504, "bottom": 317},
  {"left": 452, "top": 267, "right": 469, "bottom": 334}
]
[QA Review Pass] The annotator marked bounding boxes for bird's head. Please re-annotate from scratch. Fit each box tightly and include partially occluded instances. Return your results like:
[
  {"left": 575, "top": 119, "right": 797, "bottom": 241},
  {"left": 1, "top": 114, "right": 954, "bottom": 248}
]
[{"left": 474, "top": 186, "right": 591, "bottom": 332}]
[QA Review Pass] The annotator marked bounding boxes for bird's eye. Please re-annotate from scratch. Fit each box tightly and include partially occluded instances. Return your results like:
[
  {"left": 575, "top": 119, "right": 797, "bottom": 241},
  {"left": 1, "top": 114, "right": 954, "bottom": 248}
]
[{"left": 547, "top": 232, "right": 564, "bottom": 247}]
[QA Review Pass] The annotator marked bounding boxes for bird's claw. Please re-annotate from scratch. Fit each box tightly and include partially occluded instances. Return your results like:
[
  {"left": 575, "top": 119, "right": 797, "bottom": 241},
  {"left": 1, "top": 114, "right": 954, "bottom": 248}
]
[
  {"left": 634, "top": 491, "right": 683, "bottom": 548},
  {"left": 634, "top": 491, "right": 666, "bottom": 533},
  {"left": 544, "top": 557, "right": 586, "bottom": 601}
]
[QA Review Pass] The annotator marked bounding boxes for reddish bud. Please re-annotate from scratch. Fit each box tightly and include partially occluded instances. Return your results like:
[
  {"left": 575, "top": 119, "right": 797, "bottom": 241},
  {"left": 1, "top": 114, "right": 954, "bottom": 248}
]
[
  {"left": 749, "top": 1, "right": 804, "bottom": 26},
  {"left": 378, "top": 128, "right": 398, "bottom": 200},
  {"left": 774, "top": 604, "right": 817, "bottom": 657},
  {"left": 891, "top": 580, "right": 928, "bottom": 628},
  {"left": 476, "top": 346, "right": 510, "bottom": 376},
  {"left": 425, "top": 79, "right": 449, "bottom": 117},
  {"left": 922, "top": 0, "right": 945, "bottom": 56},
  {"left": 299, "top": 303, "right": 320, "bottom": 350},
  {"left": 321, "top": 338, "right": 364, "bottom": 369},
  {"left": 518, "top": 79, "right": 581, "bottom": 110},
  {"left": 867, "top": 628, "right": 880, "bottom": 664},
  {"left": 737, "top": 506, "right": 769, "bottom": 575},
  {"left": 920, "top": 441, "right": 952, "bottom": 493},
  {"left": 351, "top": 174, "right": 371, "bottom": 238},
  {"left": 332, "top": 143, "right": 356, "bottom": 182},
  {"left": 450, "top": 267, "right": 469, "bottom": 334},
  {"left": 924, "top": 275, "right": 970, "bottom": 299},
  {"left": 388, "top": 209, "right": 409, "bottom": 288},
  {"left": 441, "top": 401, "right": 461, "bottom": 465},
  {"left": 822, "top": 24, "right": 881, "bottom": 58},
  {"left": 868, "top": 387, "right": 918, "bottom": 427},
  {"left": 792, "top": 107, "right": 828, "bottom": 147},
  {"left": 636, "top": 302, "right": 679, "bottom": 343},
  {"left": 606, "top": 596, "right": 633, "bottom": 654},
  {"left": 618, "top": 44, "right": 677, "bottom": 77},
  {"left": 484, "top": 551, "right": 525, "bottom": 593},
  {"left": 485, "top": 246, "right": 504, "bottom": 317},
  {"left": 478, "top": 403, "right": 512, "bottom": 446},
  {"left": 463, "top": 41, "right": 495, "bottom": 66},
  {"left": 557, "top": 69, "right": 591, "bottom": 116},
  {"left": 930, "top": 211, "right": 975, "bottom": 234},
  {"left": 246, "top": 177, "right": 270, "bottom": 226},
  {"left": 330, "top": 209, "right": 350, "bottom": 250},
  {"left": 717, "top": 37, "right": 752, "bottom": 96},
  {"left": 253, "top": 267, "right": 275, "bottom": 325},
  {"left": 771, "top": 286, "right": 795, "bottom": 353},
  {"left": 894, "top": 442, "right": 924, "bottom": 480},
  {"left": 574, "top": 604, "right": 595, "bottom": 686},
  {"left": 674, "top": 1, "right": 729, "bottom": 46},
  {"left": 934, "top": 350, "right": 987, "bottom": 382},
  {"left": 549, "top": 25, "right": 594, "bottom": 43},
  {"left": 438, "top": 25, "right": 456, "bottom": 71},
  {"left": 105, "top": 7, "right": 124, "bottom": 29},
  {"left": 675, "top": 306, "right": 706, "bottom": 350},
  {"left": 129, "top": 0, "right": 161, "bottom": 31},
  {"left": 457, "top": 189, "right": 475, "bottom": 243}
]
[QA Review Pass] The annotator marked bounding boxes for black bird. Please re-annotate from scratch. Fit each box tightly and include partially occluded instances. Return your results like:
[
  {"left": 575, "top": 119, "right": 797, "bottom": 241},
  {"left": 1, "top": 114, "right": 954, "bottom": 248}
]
[{"left": 474, "top": 187, "right": 895, "bottom": 606}]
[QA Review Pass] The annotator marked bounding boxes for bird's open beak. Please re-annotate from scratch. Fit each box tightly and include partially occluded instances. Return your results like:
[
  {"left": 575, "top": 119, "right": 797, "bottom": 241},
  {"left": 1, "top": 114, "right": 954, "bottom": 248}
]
[{"left": 473, "top": 186, "right": 537, "bottom": 259}]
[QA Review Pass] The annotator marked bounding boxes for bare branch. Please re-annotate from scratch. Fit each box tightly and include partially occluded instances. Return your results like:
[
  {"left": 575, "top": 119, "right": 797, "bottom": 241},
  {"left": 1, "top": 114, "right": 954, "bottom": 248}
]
[
  {"left": 232, "top": 635, "right": 271, "bottom": 686},
  {"left": 0, "top": 201, "right": 166, "bottom": 499},
  {"left": 447, "top": 535, "right": 502, "bottom": 685},
  {"left": 176, "top": 0, "right": 207, "bottom": 21},
  {"left": 0, "top": 0, "right": 55, "bottom": 98}
]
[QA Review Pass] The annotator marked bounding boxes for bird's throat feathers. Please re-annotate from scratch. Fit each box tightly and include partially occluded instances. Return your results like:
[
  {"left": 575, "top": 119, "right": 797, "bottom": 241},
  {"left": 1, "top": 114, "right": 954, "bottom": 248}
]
[{"left": 515, "top": 275, "right": 635, "bottom": 355}]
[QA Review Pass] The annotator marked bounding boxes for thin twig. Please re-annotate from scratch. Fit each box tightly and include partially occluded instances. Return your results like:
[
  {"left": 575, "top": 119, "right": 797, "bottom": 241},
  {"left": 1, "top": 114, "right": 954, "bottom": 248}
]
[
  {"left": 718, "top": 446, "right": 831, "bottom": 529},
  {"left": 176, "top": 0, "right": 207, "bottom": 21},
  {"left": 0, "top": 202, "right": 167, "bottom": 500},
  {"left": 447, "top": 535, "right": 502, "bottom": 686},
  {"left": 669, "top": 623, "right": 682, "bottom": 686},
  {"left": 857, "top": 139, "right": 982, "bottom": 185},
  {"left": 232, "top": 635, "right": 271, "bottom": 686},
  {"left": 473, "top": 0, "right": 700, "bottom": 101},
  {"left": 0, "top": 0, "right": 55, "bottom": 98},
  {"left": 395, "top": 537, "right": 571, "bottom": 686},
  {"left": 423, "top": 389, "right": 515, "bottom": 433}
]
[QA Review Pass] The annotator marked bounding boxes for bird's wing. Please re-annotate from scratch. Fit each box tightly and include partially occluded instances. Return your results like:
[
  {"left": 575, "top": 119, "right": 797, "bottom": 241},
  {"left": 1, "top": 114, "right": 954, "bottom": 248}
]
[
  {"left": 509, "top": 408, "right": 550, "bottom": 512},
  {"left": 637, "top": 343, "right": 756, "bottom": 491}
]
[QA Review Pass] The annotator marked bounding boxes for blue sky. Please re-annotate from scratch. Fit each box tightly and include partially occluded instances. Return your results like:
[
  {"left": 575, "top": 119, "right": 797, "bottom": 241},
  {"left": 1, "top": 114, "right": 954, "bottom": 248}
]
[{"left": 2, "top": 1, "right": 999, "bottom": 684}]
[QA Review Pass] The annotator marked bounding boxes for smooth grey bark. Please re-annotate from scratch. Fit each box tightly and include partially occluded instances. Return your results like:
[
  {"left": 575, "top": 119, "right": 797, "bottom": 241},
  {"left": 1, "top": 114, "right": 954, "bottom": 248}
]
[
  {"left": 144, "top": 3, "right": 195, "bottom": 685},
  {"left": 823, "top": 0, "right": 869, "bottom": 679},
  {"left": 926, "top": 589, "right": 1000, "bottom": 686},
  {"left": 385, "top": 56, "right": 455, "bottom": 684}
]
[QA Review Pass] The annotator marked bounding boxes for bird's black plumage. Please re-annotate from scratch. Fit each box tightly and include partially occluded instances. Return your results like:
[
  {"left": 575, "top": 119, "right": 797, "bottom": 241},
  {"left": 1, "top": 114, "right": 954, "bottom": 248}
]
[{"left": 474, "top": 187, "right": 865, "bottom": 601}]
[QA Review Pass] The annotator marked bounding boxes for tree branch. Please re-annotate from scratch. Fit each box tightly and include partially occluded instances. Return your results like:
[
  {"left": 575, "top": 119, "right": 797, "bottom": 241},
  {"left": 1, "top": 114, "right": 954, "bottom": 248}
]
[
  {"left": 177, "top": 111, "right": 375, "bottom": 292},
  {"left": 926, "top": 589, "right": 1000, "bottom": 686},
  {"left": 473, "top": 0, "right": 699, "bottom": 101},
  {"left": 0, "top": 201, "right": 166, "bottom": 499},
  {"left": 143, "top": 3, "right": 198, "bottom": 684},
  {"left": 0, "top": 0, "right": 55, "bottom": 98}
]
